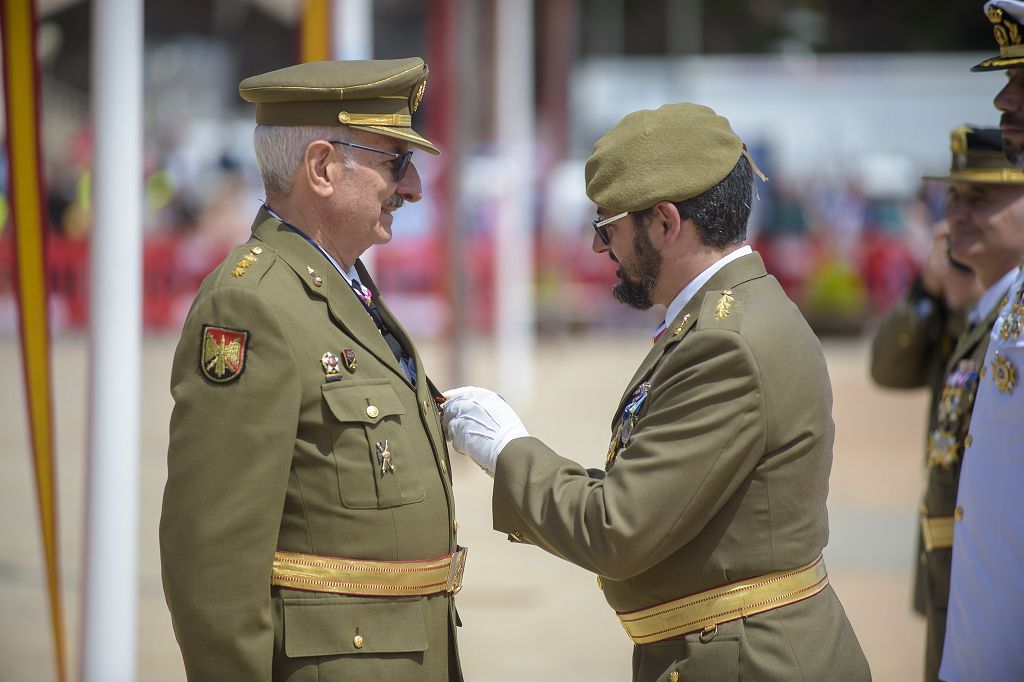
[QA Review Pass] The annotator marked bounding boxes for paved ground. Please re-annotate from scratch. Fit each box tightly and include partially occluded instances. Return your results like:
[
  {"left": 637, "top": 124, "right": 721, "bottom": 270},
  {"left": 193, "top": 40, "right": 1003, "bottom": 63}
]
[{"left": 1, "top": 332, "right": 929, "bottom": 681}]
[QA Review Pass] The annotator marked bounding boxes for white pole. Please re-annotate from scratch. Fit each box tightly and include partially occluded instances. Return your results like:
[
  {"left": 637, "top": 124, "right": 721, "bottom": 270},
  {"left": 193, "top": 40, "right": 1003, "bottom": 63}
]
[
  {"left": 82, "top": 0, "right": 142, "bottom": 679},
  {"left": 333, "top": 0, "right": 373, "bottom": 61},
  {"left": 333, "top": 0, "right": 377, "bottom": 273},
  {"left": 495, "top": 0, "right": 535, "bottom": 401}
]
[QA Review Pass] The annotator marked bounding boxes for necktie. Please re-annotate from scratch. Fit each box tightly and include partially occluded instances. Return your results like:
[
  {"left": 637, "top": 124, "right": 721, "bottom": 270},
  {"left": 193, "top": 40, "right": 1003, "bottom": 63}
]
[
  {"left": 348, "top": 278, "right": 417, "bottom": 386},
  {"left": 653, "top": 320, "right": 668, "bottom": 344}
]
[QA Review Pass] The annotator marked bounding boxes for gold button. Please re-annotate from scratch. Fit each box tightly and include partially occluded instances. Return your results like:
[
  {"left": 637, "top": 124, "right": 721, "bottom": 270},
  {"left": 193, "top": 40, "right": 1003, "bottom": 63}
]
[
  {"left": 440, "top": 460, "right": 448, "bottom": 475},
  {"left": 366, "top": 405, "right": 380, "bottom": 419},
  {"left": 965, "top": 435, "right": 973, "bottom": 449},
  {"left": 669, "top": 672, "right": 680, "bottom": 682},
  {"left": 251, "top": 246, "right": 263, "bottom": 255},
  {"left": 353, "top": 634, "right": 364, "bottom": 649},
  {"left": 313, "top": 275, "right": 323, "bottom": 287},
  {"left": 955, "top": 506, "right": 964, "bottom": 521},
  {"left": 423, "top": 400, "right": 430, "bottom": 411},
  {"left": 672, "top": 326, "right": 683, "bottom": 336},
  {"left": 338, "top": 111, "right": 352, "bottom": 123}
]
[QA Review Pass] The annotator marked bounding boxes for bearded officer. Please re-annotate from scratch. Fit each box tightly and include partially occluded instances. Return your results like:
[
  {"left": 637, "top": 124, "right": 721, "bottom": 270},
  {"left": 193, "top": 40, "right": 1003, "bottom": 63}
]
[
  {"left": 442, "top": 103, "right": 869, "bottom": 681},
  {"left": 941, "top": 3, "right": 1024, "bottom": 679},
  {"left": 159, "top": 59, "right": 465, "bottom": 681}
]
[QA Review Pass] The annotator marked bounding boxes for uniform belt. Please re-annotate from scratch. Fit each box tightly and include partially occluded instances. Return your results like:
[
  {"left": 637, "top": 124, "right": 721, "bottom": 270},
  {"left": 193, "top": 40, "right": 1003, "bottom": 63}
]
[
  {"left": 920, "top": 514, "right": 955, "bottom": 551},
  {"left": 271, "top": 547, "right": 468, "bottom": 597},
  {"left": 615, "top": 555, "right": 829, "bottom": 645}
]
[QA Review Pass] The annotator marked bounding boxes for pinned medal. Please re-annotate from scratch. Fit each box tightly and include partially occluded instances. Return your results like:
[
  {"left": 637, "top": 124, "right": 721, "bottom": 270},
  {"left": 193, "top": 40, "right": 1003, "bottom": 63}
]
[
  {"left": 376, "top": 440, "right": 396, "bottom": 475},
  {"left": 321, "top": 352, "right": 343, "bottom": 381},
  {"left": 342, "top": 348, "right": 358, "bottom": 372},
  {"left": 992, "top": 351, "right": 1018, "bottom": 394}
]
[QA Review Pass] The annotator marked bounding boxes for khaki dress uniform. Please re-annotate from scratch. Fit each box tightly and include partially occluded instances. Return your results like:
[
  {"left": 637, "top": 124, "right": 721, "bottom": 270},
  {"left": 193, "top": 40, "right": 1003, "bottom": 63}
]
[
  {"left": 494, "top": 253, "right": 870, "bottom": 681},
  {"left": 869, "top": 282, "right": 964, "bottom": 624},
  {"left": 160, "top": 59, "right": 464, "bottom": 682}
]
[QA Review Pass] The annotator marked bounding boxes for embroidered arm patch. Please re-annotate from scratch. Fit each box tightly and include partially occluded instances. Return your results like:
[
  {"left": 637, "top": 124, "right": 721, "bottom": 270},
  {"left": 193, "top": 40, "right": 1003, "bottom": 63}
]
[{"left": 200, "top": 325, "right": 249, "bottom": 383}]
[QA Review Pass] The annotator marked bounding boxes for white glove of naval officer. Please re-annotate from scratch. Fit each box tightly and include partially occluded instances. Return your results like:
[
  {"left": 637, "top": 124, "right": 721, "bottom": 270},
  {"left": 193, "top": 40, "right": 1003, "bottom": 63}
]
[{"left": 441, "top": 386, "right": 529, "bottom": 477}]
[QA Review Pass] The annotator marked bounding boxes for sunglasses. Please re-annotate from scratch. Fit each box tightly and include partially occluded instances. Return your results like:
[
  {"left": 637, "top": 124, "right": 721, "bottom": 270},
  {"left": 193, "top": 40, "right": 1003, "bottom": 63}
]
[
  {"left": 328, "top": 140, "right": 413, "bottom": 182},
  {"left": 591, "top": 211, "right": 628, "bottom": 245}
]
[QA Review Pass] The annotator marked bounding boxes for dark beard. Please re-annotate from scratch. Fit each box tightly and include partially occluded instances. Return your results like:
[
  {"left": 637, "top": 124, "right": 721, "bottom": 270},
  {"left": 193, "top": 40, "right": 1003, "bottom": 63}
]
[
  {"left": 612, "top": 222, "right": 661, "bottom": 310},
  {"left": 1005, "top": 139, "right": 1024, "bottom": 170}
]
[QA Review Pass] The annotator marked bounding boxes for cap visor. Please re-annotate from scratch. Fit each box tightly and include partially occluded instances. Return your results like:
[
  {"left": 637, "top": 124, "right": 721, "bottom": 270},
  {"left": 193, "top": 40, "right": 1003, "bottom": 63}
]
[
  {"left": 923, "top": 169, "right": 1024, "bottom": 184},
  {"left": 350, "top": 124, "right": 441, "bottom": 155},
  {"left": 971, "top": 54, "right": 1024, "bottom": 72}
]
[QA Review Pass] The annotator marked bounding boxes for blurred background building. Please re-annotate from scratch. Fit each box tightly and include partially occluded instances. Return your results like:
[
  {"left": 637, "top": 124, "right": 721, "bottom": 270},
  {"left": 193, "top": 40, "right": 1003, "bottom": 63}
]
[{"left": 0, "top": 0, "right": 1005, "bottom": 340}]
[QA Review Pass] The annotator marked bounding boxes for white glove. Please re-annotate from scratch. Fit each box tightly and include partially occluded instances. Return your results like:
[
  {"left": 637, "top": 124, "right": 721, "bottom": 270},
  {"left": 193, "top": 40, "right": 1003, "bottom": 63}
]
[{"left": 441, "top": 386, "right": 529, "bottom": 477}]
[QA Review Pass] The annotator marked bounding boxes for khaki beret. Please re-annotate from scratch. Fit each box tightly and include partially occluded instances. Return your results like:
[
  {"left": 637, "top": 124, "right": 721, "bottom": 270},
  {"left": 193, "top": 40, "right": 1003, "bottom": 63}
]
[
  {"left": 239, "top": 57, "right": 439, "bottom": 155},
  {"left": 585, "top": 103, "right": 744, "bottom": 212},
  {"left": 923, "top": 125, "right": 1024, "bottom": 184}
]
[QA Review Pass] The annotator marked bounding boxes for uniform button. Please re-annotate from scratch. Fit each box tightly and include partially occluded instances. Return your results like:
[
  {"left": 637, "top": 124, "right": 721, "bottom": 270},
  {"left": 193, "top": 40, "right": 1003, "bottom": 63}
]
[
  {"left": 366, "top": 405, "right": 380, "bottom": 419},
  {"left": 965, "top": 435, "right": 973, "bottom": 449},
  {"left": 423, "top": 400, "right": 430, "bottom": 411},
  {"left": 954, "top": 506, "right": 964, "bottom": 521},
  {"left": 353, "top": 634, "right": 365, "bottom": 649},
  {"left": 669, "top": 672, "right": 680, "bottom": 682},
  {"left": 440, "top": 460, "right": 448, "bottom": 475}
]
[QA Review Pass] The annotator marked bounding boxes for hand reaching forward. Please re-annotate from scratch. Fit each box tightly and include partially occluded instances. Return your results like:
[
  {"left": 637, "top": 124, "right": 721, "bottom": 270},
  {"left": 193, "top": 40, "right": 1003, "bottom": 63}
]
[{"left": 441, "top": 386, "right": 529, "bottom": 477}]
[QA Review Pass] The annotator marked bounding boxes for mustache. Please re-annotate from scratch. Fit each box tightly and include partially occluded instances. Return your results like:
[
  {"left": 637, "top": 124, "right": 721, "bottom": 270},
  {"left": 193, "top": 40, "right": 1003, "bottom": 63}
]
[
  {"left": 1001, "top": 113, "right": 1024, "bottom": 129},
  {"left": 384, "top": 195, "right": 404, "bottom": 210}
]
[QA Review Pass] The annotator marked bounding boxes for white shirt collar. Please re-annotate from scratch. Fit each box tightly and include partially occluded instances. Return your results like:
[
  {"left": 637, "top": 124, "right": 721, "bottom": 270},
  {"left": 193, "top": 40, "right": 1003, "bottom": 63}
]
[
  {"left": 968, "top": 267, "right": 1019, "bottom": 324},
  {"left": 662, "top": 245, "right": 752, "bottom": 330}
]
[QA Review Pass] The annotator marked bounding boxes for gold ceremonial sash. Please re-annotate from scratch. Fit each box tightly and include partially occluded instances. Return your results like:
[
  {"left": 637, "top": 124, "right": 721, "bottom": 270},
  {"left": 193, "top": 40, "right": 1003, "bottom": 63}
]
[
  {"left": 921, "top": 514, "right": 955, "bottom": 552},
  {"left": 615, "top": 555, "right": 829, "bottom": 644},
  {"left": 272, "top": 547, "right": 468, "bottom": 597}
]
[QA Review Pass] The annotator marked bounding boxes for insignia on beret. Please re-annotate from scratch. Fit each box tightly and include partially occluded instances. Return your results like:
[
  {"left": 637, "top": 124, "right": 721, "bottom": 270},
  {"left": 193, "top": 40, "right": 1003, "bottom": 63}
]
[{"left": 201, "top": 325, "right": 249, "bottom": 384}]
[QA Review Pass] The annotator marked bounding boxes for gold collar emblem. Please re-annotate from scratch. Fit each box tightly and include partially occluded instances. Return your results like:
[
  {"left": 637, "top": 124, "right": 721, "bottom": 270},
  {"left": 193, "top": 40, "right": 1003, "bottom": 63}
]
[{"left": 713, "top": 290, "right": 734, "bottom": 320}]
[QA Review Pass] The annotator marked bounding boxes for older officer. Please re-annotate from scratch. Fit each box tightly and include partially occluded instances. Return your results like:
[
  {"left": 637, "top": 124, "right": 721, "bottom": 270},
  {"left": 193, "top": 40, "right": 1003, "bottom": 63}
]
[
  {"left": 443, "top": 104, "right": 869, "bottom": 681},
  {"left": 159, "top": 59, "right": 465, "bottom": 681},
  {"left": 941, "top": 3, "right": 1024, "bottom": 679},
  {"left": 913, "top": 126, "right": 1024, "bottom": 681}
]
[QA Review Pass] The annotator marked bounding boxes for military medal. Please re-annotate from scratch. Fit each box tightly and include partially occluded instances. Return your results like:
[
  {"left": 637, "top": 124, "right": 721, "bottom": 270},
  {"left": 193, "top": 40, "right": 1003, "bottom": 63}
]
[
  {"left": 321, "top": 352, "right": 343, "bottom": 381},
  {"left": 377, "top": 440, "right": 396, "bottom": 475},
  {"left": 342, "top": 348, "right": 358, "bottom": 372},
  {"left": 605, "top": 382, "right": 652, "bottom": 471},
  {"left": 928, "top": 359, "right": 981, "bottom": 469},
  {"left": 992, "top": 351, "right": 1018, "bottom": 394}
]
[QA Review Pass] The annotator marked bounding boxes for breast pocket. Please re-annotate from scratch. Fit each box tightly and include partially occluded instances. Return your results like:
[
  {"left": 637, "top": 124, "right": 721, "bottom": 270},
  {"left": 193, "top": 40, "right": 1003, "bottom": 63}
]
[{"left": 323, "top": 379, "right": 426, "bottom": 509}]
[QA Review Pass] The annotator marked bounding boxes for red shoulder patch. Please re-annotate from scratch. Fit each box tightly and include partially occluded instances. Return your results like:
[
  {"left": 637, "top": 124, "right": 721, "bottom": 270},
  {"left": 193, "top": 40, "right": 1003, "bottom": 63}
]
[{"left": 200, "top": 325, "right": 249, "bottom": 383}]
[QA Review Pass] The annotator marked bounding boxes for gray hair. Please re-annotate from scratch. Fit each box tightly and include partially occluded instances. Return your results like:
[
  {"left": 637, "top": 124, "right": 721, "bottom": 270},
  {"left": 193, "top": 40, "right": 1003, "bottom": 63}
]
[{"left": 253, "top": 125, "right": 355, "bottom": 196}]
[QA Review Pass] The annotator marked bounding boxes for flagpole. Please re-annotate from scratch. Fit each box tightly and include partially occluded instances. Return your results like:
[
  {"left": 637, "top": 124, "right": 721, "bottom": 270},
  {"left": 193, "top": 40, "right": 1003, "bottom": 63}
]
[{"left": 81, "top": 0, "right": 143, "bottom": 678}]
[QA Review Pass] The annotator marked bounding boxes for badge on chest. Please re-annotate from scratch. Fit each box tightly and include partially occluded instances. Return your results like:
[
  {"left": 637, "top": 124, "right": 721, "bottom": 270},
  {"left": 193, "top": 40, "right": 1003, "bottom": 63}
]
[{"left": 605, "top": 382, "right": 651, "bottom": 471}]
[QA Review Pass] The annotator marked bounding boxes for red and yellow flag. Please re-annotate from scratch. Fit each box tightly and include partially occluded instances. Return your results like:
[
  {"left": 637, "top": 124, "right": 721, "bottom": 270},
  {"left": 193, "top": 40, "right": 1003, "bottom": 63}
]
[
  {"left": 1, "top": 1, "right": 67, "bottom": 680},
  {"left": 300, "top": 0, "right": 332, "bottom": 63}
]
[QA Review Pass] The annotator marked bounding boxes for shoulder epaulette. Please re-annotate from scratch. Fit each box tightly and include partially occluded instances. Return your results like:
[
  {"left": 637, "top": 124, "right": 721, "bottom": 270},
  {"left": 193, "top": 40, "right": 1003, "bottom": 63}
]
[{"left": 696, "top": 289, "right": 743, "bottom": 332}]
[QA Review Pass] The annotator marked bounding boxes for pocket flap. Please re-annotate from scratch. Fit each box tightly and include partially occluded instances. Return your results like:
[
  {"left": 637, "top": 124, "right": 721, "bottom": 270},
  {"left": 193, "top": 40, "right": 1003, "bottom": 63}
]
[
  {"left": 323, "top": 380, "right": 406, "bottom": 423},
  {"left": 283, "top": 597, "right": 428, "bottom": 657}
]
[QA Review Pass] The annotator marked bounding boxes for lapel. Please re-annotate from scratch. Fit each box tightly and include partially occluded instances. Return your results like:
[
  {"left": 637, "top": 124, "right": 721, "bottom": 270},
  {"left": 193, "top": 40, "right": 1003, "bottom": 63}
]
[
  {"left": 252, "top": 210, "right": 409, "bottom": 386},
  {"left": 947, "top": 292, "right": 1006, "bottom": 370},
  {"left": 611, "top": 252, "right": 769, "bottom": 422}
]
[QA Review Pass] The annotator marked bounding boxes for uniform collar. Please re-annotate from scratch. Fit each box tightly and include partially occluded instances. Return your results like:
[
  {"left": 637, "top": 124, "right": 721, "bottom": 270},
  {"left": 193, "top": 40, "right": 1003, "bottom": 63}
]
[
  {"left": 969, "top": 267, "right": 1018, "bottom": 324},
  {"left": 263, "top": 203, "right": 364, "bottom": 286},
  {"left": 661, "top": 245, "right": 752, "bottom": 332}
]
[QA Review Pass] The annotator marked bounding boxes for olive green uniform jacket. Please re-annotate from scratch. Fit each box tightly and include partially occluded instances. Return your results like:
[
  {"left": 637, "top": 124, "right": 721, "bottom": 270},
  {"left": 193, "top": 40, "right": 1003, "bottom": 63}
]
[
  {"left": 917, "top": 299, "right": 1002, "bottom": 681},
  {"left": 493, "top": 253, "right": 869, "bottom": 681},
  {"left": 160, "top": 209, "right": 461, "bottom": 681},
  {"left": 869, "top": 279, "right": 964, "bottom": 623}
]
